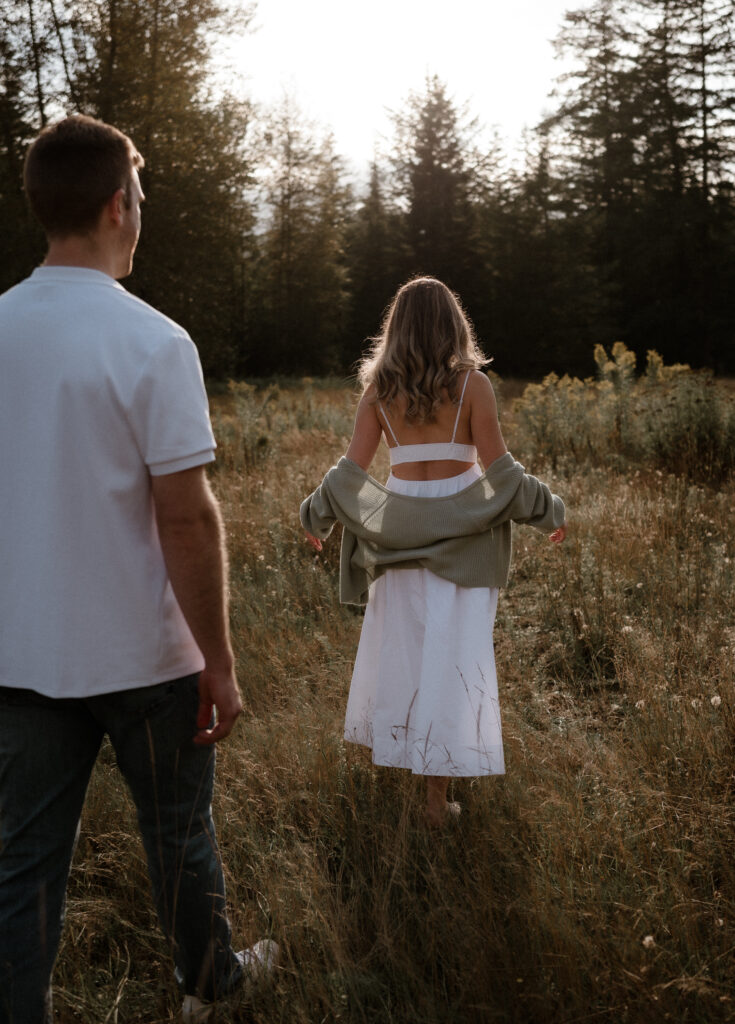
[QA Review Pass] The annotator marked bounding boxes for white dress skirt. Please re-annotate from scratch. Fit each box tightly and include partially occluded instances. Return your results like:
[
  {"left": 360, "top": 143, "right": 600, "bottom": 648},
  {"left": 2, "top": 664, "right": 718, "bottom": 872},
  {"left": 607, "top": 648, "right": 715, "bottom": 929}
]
[{"left": 344, "top": 464, "right": 505, "bottom": 777}]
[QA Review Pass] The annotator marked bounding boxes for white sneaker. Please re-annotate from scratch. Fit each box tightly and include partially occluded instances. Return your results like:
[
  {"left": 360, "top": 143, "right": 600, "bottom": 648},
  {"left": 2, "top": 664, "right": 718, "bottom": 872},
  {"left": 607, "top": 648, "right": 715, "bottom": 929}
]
[
  {"left": 242, "top": 939, "right": 279, "bottom": 974},
  {"left": 181, "top": 940, "right": 280, "bottom": 1021}
]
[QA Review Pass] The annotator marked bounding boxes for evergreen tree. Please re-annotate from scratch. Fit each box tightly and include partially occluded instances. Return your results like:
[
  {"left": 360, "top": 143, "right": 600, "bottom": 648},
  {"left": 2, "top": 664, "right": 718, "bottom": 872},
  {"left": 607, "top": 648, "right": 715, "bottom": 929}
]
[
  {"left": 631, "top": 0, "right": 691, "bottom": 195},
  {"left": 549, "top": 0, "right": 639, "bottom": 319},
  {"left": 2, "top": 1, "right": 733, "bottom": 377},
  {"left": 63, "top": 0, "right": 256, "bottom": 376},
  {"left": 484, "top": 132, "right": 603, "bottom": 376},
  {"left": 344, "top": 160, "right": 405, "bottom": 368},
  {"left": 621, "top": 0, "right": 735, "bottom": 366},
  {"left": 248, "top": 98, "right": 353, "bottom": 375},
  {"left": 545, "top": 0, "right": 735, "bottom": 370},
  {"left": 0, "top": 0, "right": 256, "bottom": 377},
  {"left": 676, "top": 0, "right": 735, "bottom": 195},
  {"left": 675, "top": 0, "right": 735, "bottom": 366},
  {"left": 0, "top": 2, "right": 46, "bottom": 290},
  {"left": 388, "top": 76, "right": 486, "bottom": 295}
]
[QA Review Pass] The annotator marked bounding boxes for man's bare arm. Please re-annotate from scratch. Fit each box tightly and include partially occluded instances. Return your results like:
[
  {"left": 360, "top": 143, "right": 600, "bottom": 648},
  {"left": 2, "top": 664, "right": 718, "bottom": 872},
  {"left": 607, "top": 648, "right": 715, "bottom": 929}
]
[{"left": 151, "top": 465, "right": 242, "bottom": 745}]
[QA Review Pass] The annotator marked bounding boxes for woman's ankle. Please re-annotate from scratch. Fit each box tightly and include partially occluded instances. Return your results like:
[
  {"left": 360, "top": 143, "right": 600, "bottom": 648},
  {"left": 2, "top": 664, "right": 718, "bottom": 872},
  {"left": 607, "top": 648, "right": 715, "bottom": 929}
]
[{"left": 425, "top": 776, "right": 449, "bottom": 811}]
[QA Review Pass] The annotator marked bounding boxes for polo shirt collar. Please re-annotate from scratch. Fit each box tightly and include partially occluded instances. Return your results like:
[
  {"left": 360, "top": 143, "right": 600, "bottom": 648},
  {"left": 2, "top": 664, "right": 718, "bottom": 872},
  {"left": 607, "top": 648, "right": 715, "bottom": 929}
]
[{"left": 31, "top": 266, "right": 125, "bottom": 289}]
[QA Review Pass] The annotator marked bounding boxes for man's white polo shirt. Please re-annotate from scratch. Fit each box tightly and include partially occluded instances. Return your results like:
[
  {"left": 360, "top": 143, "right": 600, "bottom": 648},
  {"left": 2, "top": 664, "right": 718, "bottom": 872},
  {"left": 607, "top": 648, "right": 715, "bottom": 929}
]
[{"left": 0, "top": 267, "right": 217, "bottom": 697}]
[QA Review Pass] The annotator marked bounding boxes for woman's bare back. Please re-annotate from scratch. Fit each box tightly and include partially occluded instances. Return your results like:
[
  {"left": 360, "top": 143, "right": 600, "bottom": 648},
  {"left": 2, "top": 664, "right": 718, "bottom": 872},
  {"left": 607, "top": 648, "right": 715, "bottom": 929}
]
[{"left": 372, "top": 370, "right": 507, "bottom": 480}]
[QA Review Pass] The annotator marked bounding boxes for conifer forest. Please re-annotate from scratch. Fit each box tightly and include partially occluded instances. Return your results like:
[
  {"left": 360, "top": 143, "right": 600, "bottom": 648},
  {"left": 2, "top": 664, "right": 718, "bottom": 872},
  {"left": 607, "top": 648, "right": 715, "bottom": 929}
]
[{"left": 1, "top": 0, "right": 734, "bottom": 379}]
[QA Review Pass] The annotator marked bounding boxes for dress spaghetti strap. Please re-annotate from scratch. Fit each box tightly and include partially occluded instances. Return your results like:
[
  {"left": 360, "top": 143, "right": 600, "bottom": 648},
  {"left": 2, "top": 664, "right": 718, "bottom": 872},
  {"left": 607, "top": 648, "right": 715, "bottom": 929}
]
[
  {"left": 378, "top": 401, "right": 400, "bottom": 445},
  {"left": 382, "top": 370, "right": 472, "bottom": 450},
  {"left": 450, "top": 370, "right": 472, "bottom": 442}
]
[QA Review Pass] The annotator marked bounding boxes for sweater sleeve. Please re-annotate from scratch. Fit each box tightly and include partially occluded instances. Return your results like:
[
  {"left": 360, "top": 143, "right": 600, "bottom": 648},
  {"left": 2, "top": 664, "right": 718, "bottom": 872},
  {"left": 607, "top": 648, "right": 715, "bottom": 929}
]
[
  {"left": 506, "top": 469, "right": 565, "bottom": 532},
  {"left": 480, "top": 454, "right": 565, "bottom": 533},
  {"left": 300, "top": 469, "right": 339, "bottom": 539}
]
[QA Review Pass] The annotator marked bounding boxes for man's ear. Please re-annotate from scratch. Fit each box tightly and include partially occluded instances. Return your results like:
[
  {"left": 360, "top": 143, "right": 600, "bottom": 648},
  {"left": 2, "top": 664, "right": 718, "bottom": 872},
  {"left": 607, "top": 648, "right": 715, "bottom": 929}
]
[{"left": 105, "top": 187, "right": 126, "bottom": 226}]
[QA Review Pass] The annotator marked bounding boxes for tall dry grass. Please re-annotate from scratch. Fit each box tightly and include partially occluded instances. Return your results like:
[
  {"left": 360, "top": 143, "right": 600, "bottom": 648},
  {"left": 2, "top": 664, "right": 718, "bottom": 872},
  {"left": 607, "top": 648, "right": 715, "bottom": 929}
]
[{"left": 54, "top": 372, "right": 735, "bottom": 1023}]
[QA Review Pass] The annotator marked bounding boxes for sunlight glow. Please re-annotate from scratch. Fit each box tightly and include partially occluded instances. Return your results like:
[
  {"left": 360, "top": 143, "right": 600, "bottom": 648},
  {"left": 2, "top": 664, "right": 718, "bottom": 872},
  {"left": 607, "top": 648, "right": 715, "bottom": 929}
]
[{"left": 224, "top": 0, "right": 576, "bottom": 169}]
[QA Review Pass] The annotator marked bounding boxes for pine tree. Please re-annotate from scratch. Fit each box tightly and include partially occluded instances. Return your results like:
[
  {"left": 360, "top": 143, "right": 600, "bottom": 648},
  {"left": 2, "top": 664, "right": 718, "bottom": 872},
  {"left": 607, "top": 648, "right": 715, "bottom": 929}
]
[
  {"left": 675, "top": 0, "right": 735, "bottom": 365},
  {"left": 630, "top": 0, "right": 691, "bottom": 195},
  {"left": 344, "top": 160, "right": 404, "bottom": 368},
  {"left": 0, "top": 2, "right": 46, "bottom": 290},
  {"left": 63, "top": 0, "right": 257, "bottom": 376},
  {"left": 544, "top": 0, "right": 735, "bottom": 369},
  {"left": 485, "top": 132, "right": 603, "bottom": 376},
  {"left": 388, "top": 76, "right": 485, "bottom": 295},
  {"left": 0, "top": 0, "right": 256, "bottom": 376},
  {"left": 249, "top": 98, "right": 353, "bottom": 375},
  {"left": 626, "top": 0, "right": 735, "bottom": 365}
]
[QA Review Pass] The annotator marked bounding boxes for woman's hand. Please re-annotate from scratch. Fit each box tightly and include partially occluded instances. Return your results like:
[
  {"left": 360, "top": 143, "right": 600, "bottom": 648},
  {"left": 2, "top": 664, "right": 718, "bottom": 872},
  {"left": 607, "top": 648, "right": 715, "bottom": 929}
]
[
  {"left": 549, "top": 523, "right": 567, "bottom": 544},
  {"left": 305, "top": 532, "right": 323, "bottom": 552}
]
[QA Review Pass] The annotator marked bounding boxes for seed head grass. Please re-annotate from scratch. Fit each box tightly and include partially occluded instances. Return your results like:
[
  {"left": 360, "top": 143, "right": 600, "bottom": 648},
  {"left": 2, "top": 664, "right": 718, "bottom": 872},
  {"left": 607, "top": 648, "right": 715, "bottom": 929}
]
[{"left": 53, "top": 376, "right": 735, "bottom": 1022}]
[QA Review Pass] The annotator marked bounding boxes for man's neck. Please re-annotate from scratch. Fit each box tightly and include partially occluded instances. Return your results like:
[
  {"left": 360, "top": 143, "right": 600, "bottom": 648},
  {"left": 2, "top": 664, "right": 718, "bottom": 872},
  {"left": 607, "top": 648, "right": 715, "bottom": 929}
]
[{"left": 44, "top": 236, "right": 122, "bottom": 280}]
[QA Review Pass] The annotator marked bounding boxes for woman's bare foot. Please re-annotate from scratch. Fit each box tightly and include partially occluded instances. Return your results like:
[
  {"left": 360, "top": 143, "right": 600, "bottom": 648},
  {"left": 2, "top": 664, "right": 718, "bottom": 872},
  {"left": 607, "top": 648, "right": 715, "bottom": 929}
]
[
  {"left": 425, "top": 776, "right": 460, "bottom": 826},
  {"left": 424, "top": 800, "right": 461, "bottom": 827}
]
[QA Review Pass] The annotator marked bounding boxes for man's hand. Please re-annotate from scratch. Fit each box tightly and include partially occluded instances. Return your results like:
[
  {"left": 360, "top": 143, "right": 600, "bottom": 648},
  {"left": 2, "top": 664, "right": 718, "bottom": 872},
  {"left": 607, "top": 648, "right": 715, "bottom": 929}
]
[
  {"left": 305, "top": 531, "right": 323, "bottom": 552},
  {"left": 549, "top": 523, "right": 567, "bottom": 544},
  {"left": 194, "top": 664, "right": 243, "bottom": 745}
]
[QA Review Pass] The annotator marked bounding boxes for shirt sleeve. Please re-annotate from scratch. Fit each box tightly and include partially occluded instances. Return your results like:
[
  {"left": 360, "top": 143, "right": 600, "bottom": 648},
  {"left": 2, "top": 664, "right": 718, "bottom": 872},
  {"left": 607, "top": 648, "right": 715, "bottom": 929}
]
[{"left": 128, "top": 329, "right": 216, "bottom": 475}]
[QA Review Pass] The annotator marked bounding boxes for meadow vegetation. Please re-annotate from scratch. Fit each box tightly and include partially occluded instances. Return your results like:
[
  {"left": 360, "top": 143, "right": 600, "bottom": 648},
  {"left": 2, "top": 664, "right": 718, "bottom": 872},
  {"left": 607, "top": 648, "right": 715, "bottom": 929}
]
[{"left": 55, "top": 359, "right": 735, "bottom": 1023}]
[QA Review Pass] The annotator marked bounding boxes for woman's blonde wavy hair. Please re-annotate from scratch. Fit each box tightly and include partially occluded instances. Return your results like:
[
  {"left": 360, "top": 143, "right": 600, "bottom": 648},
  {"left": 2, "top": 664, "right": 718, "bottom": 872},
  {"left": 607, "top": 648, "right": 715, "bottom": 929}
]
[{"left": 357, "top": 276, "right": 489, "bottom": 423}]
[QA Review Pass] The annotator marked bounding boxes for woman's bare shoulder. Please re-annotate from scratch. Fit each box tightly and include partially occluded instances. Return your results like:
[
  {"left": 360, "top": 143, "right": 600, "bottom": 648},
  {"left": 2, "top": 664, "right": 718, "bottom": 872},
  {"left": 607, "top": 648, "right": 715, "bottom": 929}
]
[
  {"left": 355, "top": 383, "right": 382, "bottom": 426},
  {"left": 466, "top": 369, "right": 498, "bottom": 404}
]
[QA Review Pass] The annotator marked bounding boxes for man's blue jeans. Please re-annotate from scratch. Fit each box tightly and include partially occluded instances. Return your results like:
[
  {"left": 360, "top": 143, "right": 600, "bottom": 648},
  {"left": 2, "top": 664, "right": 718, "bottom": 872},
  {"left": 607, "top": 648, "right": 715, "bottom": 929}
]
[{"left": 0, "top": 674, "right": 243, "bottom": 1024}]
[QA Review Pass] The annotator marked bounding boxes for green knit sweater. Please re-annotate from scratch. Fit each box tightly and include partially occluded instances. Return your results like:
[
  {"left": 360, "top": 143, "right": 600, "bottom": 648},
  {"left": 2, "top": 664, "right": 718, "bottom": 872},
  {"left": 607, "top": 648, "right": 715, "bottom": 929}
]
[{"left": 300, "top": 454, "right": 565, "bottom": 605}]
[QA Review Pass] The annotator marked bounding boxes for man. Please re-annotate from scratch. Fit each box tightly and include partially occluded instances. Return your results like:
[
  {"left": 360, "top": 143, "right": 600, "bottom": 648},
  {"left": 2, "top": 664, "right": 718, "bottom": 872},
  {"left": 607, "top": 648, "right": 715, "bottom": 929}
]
[{"left": 0, "top": 115, "right": 273, "bottom": 1024}]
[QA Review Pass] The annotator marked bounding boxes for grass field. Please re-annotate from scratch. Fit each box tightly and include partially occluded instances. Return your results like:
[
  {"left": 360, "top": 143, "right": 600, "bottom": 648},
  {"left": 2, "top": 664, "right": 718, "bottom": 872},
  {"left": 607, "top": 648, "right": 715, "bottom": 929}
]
[{"left": 53, "top": 366, "right": 735, "bottom": 1023}]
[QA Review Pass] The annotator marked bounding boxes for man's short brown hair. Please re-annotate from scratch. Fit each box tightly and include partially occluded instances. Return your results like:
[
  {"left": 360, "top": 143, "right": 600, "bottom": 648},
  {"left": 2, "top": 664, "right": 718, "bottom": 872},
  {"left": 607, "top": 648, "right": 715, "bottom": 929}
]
[{"left": 24, "top": 115, "right": 144, "bottom": 238}]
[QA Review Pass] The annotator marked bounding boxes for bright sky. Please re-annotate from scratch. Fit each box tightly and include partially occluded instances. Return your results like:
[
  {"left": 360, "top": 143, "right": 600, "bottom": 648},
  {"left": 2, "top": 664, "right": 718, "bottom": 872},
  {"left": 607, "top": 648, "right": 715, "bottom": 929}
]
[{"left": 225, "top": 0, "right": 578, "bottom": 171}]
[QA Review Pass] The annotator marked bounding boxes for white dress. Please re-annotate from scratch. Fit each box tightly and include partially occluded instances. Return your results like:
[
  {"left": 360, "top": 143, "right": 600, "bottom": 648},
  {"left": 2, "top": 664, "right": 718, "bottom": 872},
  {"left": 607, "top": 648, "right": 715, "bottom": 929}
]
[{"left": 343, "top": 378, "right": 505, "bottom": 778}]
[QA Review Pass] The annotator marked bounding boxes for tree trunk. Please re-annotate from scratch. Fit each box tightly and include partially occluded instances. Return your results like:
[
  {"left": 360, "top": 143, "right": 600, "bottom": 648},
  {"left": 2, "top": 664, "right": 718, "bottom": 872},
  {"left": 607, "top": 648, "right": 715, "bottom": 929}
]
[{"left": 27, "top": 0, "right": 47, "bottom": 125}]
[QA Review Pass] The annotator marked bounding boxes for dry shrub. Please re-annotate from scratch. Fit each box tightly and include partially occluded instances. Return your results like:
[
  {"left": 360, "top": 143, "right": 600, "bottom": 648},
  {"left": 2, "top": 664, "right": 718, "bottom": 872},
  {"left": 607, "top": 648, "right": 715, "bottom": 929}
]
[{"left": 515, "top": 344, "right": 735, "bottom": 485}]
